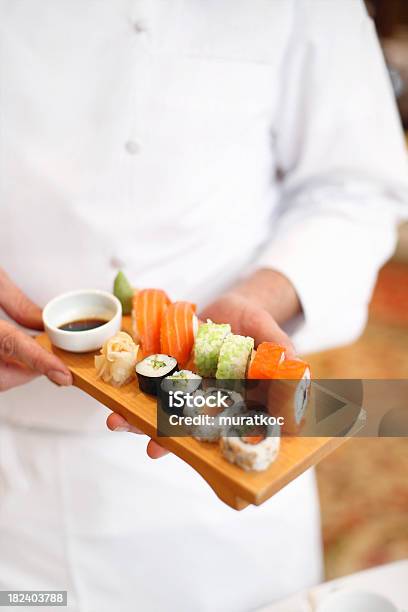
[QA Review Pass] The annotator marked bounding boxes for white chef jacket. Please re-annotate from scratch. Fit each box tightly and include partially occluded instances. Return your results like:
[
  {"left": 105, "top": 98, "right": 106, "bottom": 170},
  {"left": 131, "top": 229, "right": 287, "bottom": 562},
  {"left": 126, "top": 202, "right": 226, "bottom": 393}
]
[{"left": 0, "top": 1, "right": 407, "bottom": 611}]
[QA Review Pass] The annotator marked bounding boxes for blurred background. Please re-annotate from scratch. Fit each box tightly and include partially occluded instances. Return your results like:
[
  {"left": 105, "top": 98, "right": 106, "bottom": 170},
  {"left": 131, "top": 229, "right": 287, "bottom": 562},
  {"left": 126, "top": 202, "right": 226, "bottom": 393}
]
[{"left": 308, "top": 0, "right": 408, "bottom": 580}]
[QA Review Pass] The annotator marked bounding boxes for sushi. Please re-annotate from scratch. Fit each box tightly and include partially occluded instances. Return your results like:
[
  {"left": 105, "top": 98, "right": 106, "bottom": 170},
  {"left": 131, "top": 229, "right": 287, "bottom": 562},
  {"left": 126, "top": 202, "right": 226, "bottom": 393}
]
[
  {"left": 159, "top": 370, "right": 202, "bottom": 416},
  {"left": 220, "top": 411, "right": 280, "bottom": 472},
  {"left": 95, "top": 331, "right": 139, "bottom": 387},
  {"left": 160, "top": 301, "right": 198, "bottom": 367},
  {"left": 132, "top": 289, "right": 171, "bottom": 356},
  {"left": 246, "top": 342, "right": 287, "bottom": 409},
  {"left": 215, "top": 334, "right": 254, "bottom": 380},
  {"left": 183, "top": 387, "right": 245, "bottom": 442},
  {"left": 268, "top": 359, "right": 311, "bottom": 434},
  {"left": 135, "top": 354, "right": 178, "bottom": 396},
  {"left": 161, "top": 370, "right": 202, "bottom": 394},
  {"left": 194, "top": 320, "right": 231, "bottom": 377},
  {"left": 247, "top": 342, "right": 286, "bottom": 379}
]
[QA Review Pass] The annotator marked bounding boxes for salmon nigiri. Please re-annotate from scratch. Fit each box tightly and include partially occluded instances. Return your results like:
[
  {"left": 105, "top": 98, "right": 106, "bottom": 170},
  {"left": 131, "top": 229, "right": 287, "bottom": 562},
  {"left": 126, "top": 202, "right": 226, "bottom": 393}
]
[
  {"left": 132, "top": 289, "right": 171, "bottom": 356},
  {"left": 160, "top": 301, "right": 198, "bottom": 367},
  {"left": 248, "top": 342, "right": 286, "bottom": 379}
]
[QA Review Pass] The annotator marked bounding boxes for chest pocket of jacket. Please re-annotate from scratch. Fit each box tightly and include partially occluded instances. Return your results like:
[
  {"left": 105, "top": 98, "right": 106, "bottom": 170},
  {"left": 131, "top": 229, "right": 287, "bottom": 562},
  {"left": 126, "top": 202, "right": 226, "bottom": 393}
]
[
  {"left": 157, "top": 54, "right": 274, "bottom": 121},
  {"left": 139, "top": 54, "right": 276, "bottom": 213}
]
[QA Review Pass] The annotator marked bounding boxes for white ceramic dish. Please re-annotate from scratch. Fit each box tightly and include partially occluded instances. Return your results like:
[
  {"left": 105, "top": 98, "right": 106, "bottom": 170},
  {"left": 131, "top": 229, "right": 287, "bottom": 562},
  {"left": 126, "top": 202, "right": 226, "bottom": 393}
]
[
  {"left": 317, "top": 590, "right": 398, "bottom": 612},
  {"left": 42, "top": 290, "right": 122, "bottom": 353}
]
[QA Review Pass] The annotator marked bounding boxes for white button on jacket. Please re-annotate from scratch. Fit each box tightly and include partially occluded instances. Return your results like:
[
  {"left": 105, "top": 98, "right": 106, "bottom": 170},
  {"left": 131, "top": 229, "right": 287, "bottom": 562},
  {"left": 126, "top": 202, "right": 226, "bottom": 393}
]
[
  {"left": 133, "top": 20, "right": 147, "bottom": 34},
  {"left": 124, "top": 139, "right": 141, "bottom": 155},
  {"left": 0, "top": 2, "right": 407, "bottom": 612}
]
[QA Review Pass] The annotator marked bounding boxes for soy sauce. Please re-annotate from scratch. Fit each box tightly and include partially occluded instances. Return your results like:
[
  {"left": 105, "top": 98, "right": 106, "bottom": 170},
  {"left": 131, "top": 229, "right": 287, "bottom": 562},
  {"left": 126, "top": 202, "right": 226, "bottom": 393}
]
[{"left": 59, "top": 318, "right": 109, "bottom": 332}]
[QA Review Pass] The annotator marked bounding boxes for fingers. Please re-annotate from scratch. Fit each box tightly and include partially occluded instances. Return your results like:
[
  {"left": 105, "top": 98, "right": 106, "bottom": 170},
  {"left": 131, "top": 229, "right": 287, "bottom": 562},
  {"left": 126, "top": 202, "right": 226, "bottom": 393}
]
[
  {"left": 106, "top": 413, "right": 169, "bottom": 459},
  {"left": 0, "top": 268, "right": 43, "bottom": 330},
  {"left": 0, "top": 321, "right": 72, "bottom": 386},
  {"left": 0, "top": 362, "right": 38, "bottom": 392},
  {"left": 241, "top": 304, "right": 296, "bottom": 358},
  {"left": 200, "top": 293, "right": 296, "bottom": 359},
  {"left": 146, "top": 439, "right": 169, "bottom": 459},
  {"left": 106, "top": 412, "right": 144, "bottom": 434}
]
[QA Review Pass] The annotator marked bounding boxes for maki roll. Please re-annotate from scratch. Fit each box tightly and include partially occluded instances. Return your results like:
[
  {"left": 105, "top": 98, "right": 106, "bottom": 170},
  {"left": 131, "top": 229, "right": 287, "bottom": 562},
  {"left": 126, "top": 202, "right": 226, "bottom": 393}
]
[
  {"left": 220, "top": 411, "right": 280, "bottom": 472},
  {"left": 160, "top": 370, "right": 202, "bottom": 416},
  {"left": 162, "top": 370, "right": 202, "bottom": 394},
  {"left": 135, "top": 354, "right": 177, "bottom": 396},
  {"left": 132, "top": 289, "right": 171, "bottom": 356},
  {"left": 160, "top": 302, "right": 199, "bottom": 367},
  {"left": 269, "top": 359, "right": 311, "bottom": 434},
  {"left": 215, "top": 333, "right": 254, "bottom": 380},
  {"left": 184, "top": 387, "right": 244, "bottom": 442},
  {"left": 193, "top": 320, "right": 231, "bottom": 377}
]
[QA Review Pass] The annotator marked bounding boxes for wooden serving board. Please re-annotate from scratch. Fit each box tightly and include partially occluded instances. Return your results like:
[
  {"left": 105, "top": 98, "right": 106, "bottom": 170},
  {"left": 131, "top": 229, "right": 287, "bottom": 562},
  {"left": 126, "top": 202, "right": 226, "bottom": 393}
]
[{"left": 36, "top": 319, "right": 349, "bottom": 511}]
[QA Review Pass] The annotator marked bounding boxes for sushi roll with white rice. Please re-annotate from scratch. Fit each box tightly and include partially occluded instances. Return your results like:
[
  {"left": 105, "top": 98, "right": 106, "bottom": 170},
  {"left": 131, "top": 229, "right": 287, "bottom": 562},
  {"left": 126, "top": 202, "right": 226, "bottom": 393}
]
[
  {"left": 268, "top": 360, "right": 311, "bottom": 434},
  {"left": 184, "top": 388, "right": 245, "bottom": 442},
  {"left": 135, "top": 354, "right": 178, "bottom": 396},
  {"left": 194, "top": 320, "right": 231, "bottom": 377},
  {"left": 161, "top": 370, "right": 202, "bottom": 393},
  {"left": 220, "top": 412, "right": 280, "bottom": 472},
  {"left": 160, "top": 370, "right": 202, "bottom": 415}
]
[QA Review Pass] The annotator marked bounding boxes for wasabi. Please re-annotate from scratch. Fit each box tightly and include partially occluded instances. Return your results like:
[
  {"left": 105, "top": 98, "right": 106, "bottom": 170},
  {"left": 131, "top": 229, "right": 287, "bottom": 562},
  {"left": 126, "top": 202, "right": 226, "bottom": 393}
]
[{"left": 113, "top": 270, "right": 134, "bottom": 315}]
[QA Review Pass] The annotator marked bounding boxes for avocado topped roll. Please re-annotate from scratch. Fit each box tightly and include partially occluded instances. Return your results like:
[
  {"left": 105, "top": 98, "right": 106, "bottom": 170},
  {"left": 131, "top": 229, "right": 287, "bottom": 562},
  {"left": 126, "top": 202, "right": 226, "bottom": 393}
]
[{"left": 193, "top": 320, "right": 231, "bottom": 377}]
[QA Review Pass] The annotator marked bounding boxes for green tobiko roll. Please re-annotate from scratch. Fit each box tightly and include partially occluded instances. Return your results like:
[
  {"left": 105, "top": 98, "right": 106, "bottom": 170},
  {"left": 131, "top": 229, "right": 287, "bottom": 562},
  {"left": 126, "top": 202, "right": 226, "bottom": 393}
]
[
  {"left": 194, "top": 320, "right": 231, "bottom": 377},
  {"left": 215, "top": 333, "right": 254, "bottom": 380}
]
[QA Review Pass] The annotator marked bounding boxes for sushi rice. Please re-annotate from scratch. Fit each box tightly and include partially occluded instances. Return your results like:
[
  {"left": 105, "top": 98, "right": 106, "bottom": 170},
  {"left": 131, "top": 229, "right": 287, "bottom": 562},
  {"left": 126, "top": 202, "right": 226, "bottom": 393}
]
[
  {"left": 159, "top": 370, "right": 202, "bottom": 418},
  {"left": 294, "top": 368, "right": 311, "bottom": 425},
  {"left": 161, "top": 370, "right": 202, "bottom": 394}
]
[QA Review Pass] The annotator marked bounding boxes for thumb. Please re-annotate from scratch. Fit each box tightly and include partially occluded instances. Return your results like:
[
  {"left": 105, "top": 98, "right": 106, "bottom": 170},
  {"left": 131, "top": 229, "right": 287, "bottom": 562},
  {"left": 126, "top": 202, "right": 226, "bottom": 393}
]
[
  {"left": 241, "top": 305, "right": 296, "bottom": 358},
  {"left": 0, "top": 269, "right": 43, "bottom": 330}
]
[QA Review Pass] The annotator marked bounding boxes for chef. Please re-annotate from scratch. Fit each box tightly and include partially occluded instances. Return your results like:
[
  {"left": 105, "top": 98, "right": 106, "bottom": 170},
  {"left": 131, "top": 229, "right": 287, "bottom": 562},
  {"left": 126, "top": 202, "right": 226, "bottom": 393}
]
[{"left": 0, "top": 1, "right": 407, "bottom": 611}]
